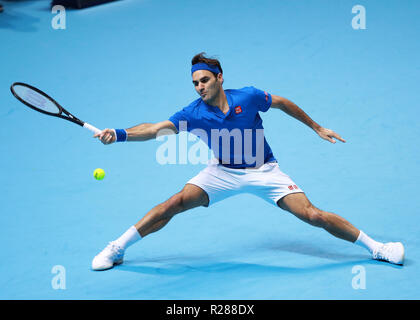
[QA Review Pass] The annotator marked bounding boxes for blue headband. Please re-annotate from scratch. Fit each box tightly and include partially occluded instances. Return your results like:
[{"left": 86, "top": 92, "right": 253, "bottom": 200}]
[{"left": 191, "top": 62, "right": 221, "bottom": 75}]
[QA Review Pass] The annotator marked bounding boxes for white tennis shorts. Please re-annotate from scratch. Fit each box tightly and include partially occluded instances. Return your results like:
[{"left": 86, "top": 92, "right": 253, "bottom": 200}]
[{"left": 187, "top": 159, "right": 304, "bottom": 207}]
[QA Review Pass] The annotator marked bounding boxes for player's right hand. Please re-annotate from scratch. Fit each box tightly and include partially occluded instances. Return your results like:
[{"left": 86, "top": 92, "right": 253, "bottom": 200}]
[{"left": 93, "top": 128, "right": 116, "bottom": 145}]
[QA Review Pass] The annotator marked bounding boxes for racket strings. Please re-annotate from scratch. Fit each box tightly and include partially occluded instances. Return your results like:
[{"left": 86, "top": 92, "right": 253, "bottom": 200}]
[
  {"left": 25, "top": 89, "right": 47, "bottom": 108},
  {"left": 13, "top": 85, "right": 60, "bottom": 114}
]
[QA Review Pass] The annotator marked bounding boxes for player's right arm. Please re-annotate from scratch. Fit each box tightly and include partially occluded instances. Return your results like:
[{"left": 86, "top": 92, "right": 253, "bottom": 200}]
[{"left": 94, "top": 120, "right": 177, "bottom": 145}]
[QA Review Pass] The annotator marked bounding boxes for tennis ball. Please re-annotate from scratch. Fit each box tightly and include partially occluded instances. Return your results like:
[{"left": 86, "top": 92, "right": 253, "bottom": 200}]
[{"left": 93, "top": 168, "right": 105, "bottom": 180}]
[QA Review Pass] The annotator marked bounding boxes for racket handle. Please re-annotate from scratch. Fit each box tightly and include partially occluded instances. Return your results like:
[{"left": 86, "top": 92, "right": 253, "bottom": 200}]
[{"left": 83, "top": 122, "right": 102, "bottom": 135}]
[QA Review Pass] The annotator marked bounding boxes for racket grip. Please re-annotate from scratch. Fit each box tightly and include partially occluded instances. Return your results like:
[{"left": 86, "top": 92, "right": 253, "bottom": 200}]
[{"left": 83, "top": 122, "right": 102, "bottom": 135}]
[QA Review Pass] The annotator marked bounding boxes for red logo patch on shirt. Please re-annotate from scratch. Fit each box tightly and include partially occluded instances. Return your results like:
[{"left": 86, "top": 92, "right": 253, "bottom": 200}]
[
  {"left": 264, "top": 91, "right": 269, "bottom": 102},
  {"left": 288, "top": 185, "right": 294, "bottom": 190},
  {"left": 235, "top": 106, "right": 242, "bottom": 114}
]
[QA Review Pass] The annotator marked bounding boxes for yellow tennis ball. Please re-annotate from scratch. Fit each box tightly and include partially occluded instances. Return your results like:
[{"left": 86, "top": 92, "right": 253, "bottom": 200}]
[{"left": 93, "top": 168, "right": 105, "bottom": 180}]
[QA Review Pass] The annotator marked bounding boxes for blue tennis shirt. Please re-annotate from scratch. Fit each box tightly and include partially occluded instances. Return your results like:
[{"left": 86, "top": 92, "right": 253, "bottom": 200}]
[{"left": 168, "top": 86, "right": 276, "bottom": 168}]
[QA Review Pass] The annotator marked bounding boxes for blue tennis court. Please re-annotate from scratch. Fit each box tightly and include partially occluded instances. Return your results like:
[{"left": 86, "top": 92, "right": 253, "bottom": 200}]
[{"left": 0, "top": 0, "right": 419, "bottom": 300}]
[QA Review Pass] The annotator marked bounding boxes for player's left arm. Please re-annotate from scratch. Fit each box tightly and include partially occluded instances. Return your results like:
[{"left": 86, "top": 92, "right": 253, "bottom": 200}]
[{"left": 270, "top": 94, "right": 346, "bottom": 144}]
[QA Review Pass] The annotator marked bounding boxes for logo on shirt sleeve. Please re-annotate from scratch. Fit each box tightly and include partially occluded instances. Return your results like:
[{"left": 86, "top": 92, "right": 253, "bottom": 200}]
[
  {"left": 264, "top": 91, "right": 269, "bottom": 102},
  {"left": 235, "top": 106, "right": 242, "bottom": 114}
]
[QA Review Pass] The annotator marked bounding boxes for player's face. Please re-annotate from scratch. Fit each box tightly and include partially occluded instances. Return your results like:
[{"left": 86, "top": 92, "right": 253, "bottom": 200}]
[{"left": 192, "top": 70, "right": 223, "bottom": 103}]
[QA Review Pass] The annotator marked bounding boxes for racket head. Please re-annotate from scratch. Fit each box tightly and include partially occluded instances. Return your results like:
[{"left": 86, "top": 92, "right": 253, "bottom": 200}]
[{"left": 10, "top": 82, "right": 63, "bottom": 116}]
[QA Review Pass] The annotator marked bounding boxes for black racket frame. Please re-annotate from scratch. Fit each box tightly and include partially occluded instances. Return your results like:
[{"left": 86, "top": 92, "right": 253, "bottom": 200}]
[{"left": 10, "top": 82, "right": 85, "bottom": 127}]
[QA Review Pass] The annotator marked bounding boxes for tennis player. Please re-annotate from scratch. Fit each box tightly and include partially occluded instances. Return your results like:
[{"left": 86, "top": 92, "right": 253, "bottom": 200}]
[{"left": 92, "top": 53, "right": 404, "bottom": 270}]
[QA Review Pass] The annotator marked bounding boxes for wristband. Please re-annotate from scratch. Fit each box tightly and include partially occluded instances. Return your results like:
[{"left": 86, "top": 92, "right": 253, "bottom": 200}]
[{"left": 114, "top": 129, "right": 127, "bottom": 142}]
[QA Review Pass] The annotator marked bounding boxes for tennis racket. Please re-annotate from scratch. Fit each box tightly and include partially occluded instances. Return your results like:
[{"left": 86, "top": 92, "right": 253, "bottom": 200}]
[{"left": 10, "top": 82, "right": 102, "bottom": 135}]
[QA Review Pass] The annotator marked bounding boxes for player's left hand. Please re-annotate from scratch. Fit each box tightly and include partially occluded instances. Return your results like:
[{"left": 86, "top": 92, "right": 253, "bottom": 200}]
[{"left": 316, "top": 127, "right": 346, "bottom": 144}]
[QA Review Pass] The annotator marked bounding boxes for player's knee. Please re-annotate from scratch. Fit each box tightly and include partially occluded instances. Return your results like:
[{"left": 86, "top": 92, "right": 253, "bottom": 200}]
[
  {"left": 165, "top": 192, "right": 186, "bottom": 214},
  {"left": 305, "top": 206, "right": 326, "bottom": 227}
]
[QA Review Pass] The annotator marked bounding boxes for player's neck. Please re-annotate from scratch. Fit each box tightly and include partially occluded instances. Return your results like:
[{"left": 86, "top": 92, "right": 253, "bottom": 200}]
[{"left": 207, "top": 89, "right": 229, "bottom": 114}]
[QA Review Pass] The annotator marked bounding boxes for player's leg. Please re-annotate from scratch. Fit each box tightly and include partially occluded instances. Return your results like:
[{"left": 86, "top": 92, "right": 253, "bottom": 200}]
[
  {"left": 277, "top": 192, "right": 359, "bottom": 242},
  {"left": 92, "top": 184, "right": 208, "bottom": 271},
  {"left": 134, "top": 183, "right": 208, "bottom": 237},
  {"left": 277, "top": 192, "right": 404, "bottom": 264}
]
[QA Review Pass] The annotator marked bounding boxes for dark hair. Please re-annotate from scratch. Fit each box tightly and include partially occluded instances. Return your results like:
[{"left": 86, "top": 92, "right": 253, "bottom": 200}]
[{"left": 191, "top": 52, "right": 223, "bottom": 76}]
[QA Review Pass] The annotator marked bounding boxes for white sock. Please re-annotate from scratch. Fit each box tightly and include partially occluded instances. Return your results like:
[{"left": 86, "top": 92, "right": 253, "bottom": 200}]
[
  {"left": 113, "top": 226, "right": 142, "bottom": 250},
  {"left": 355, "top": 230, "right": 383, "bottom": 253}
]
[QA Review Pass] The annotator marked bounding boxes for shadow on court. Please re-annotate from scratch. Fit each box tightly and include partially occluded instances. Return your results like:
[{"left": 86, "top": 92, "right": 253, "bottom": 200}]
[
  {"left": 0, "top": 10, "right": 40, "bottom": 32},
  {"left": 115, "top": 240, "right": 405, "bottom": 277},
  {"left": 260, "top": 239, "right": 369, "bottom": 261},
  {"left": 113, "top": 237, "right": 407, "bottom": 278},
  {"left": 116, "top": 258, "right": 387, "bottom": 277}
]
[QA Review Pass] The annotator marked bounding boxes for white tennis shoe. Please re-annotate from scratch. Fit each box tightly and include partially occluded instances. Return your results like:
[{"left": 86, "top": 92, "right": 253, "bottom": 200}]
[
  {"left": 92, "top": 241, "right": 125, "bottom": 271},
  {"left": 372, "top": 242, "right": 405, "bottom": 265}
]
